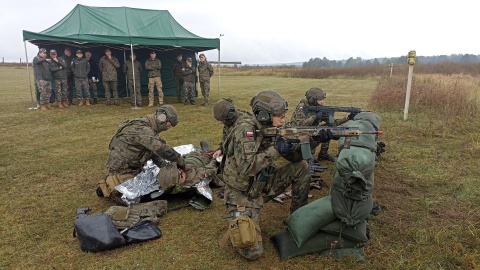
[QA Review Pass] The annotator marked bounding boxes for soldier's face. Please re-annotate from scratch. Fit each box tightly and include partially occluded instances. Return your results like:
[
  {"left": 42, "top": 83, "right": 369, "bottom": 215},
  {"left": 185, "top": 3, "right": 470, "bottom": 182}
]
[
  {"left": 39, "top": 52, "right": 46, "bottom": 58},
  {"left": 105, "top": 51, "right": 111, "bottom": 57},
  {"left": 64, "top": 50, "right": 71, "bottom": 56},
  {"left": 272, "top": 114, "right": 285, "bottom": 127},
  {"left": 316, "top": 99, "right": 324, "bottom": 105},
  {"left": 199, "top": 55, "right": 205, "bottom": 62},
  {"left": 177, "top": 55, "right": 182, "bottom": 61}
]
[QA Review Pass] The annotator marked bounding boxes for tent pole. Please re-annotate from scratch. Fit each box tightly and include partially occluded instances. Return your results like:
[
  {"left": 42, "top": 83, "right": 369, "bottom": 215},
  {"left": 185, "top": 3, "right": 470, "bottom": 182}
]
[
  {"left": 24, "top": 41, "right": 37, "bottom": 110},
  {"left": 218, "top": 48, "right": 220, "bottom": 96},
  {"left": 130, "top": 44, "right": 139, "bottom": 109},
  {"left": 123, "top": 48, "right": 129, "bottom": 98}
]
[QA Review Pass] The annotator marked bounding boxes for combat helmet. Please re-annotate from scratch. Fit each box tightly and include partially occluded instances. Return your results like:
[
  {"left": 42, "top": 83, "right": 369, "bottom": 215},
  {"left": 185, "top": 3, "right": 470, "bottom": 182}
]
[
  {"left": 305, "top": 87, "right": 326, "bottom": 105},
  {"left": 250, "top": 90, "right": 288, "bottom": 125},
  {"left": 154, "top": 104, "right": 178, "bottom": 132},
  {"left": 213, "top": 98, "right": 237, "bottom": 126}
]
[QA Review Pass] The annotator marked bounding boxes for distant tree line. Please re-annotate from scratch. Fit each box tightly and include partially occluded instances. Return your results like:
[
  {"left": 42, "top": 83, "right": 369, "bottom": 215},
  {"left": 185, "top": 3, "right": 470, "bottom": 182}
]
[{"left": 303, "top": 54, "right": 480, "bottom": 68}]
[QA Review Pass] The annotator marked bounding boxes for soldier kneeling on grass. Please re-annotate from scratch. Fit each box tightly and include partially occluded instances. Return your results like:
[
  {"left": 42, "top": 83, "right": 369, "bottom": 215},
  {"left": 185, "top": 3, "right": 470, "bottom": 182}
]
[{"left": 96, "top": 105, "right": 186, "bottom": 202}]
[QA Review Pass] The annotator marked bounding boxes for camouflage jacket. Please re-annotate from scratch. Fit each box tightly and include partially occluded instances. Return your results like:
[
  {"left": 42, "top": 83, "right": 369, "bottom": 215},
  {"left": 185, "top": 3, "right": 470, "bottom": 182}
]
[
  {"left": 198, "top": 60, "right": 214, "bottom": 82},
  {"left": 106, "top": 118, "right": 182, "bottom": 174},
  {"left": 217, "top": 110, "right": 250, "bottom": 153},
  {"left": 145, "top": 58, "right": 161, "bottom": 78},
  {"left": 99, "top": 56, "right": 120, "bottom": 81},
  {"left": 60, "top": 54, "right": 72, "bottom": 76},
  {"left": 288, "top": 99, "right": 348, "bottom": 127},
  {"left": 123, "top": 59, "right": 142, "bottom": 80},
  {"left": 182, "top": 65, "right": 195, "bottom": 83}
]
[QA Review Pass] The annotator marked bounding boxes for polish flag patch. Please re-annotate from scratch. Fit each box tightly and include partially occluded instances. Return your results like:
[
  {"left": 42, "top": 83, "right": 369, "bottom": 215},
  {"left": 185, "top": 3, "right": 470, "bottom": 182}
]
[{"left": 246, "top": 131, "right": 254, "bottom": 137}]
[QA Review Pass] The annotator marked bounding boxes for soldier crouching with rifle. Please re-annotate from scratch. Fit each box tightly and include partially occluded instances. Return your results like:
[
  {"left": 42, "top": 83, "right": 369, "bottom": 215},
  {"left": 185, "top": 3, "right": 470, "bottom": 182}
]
[
  {"left": 290, "top": 88, "right": 360, "bottom": 162},
  {"left": 96, "top": 105, "right": 186, "bottom": 202},
  {"left": 218, "top": 90, "right": 333, "bottom": 260}
]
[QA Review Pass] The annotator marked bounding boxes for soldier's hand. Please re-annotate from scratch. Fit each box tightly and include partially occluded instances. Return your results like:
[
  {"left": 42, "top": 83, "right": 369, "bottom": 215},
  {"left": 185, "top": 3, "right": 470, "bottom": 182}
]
[
  {"left": 274, "top": 137, "right": 296, "bottom": 156},
  {"left": 315, "top": 111, "right": 325, "bottom": 121},
  {"left": 46, "top": 59, "right": 51, "bottom": 63},
  {"left": 212, "top": 150, "right": 222, "bottom": 158},
  {"left": 176, "top": 156, "right": 186, "bottom": 171},
  {"left": 313, "top": 129, "right": 334, "bottom": 143}
]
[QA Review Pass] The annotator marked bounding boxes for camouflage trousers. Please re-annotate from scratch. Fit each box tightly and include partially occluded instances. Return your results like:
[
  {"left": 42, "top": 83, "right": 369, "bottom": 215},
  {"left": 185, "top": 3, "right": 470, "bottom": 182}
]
[
  {"left": 200, "top": 80, "right": 210, "bottom": 104},
  {"left": 174, "top": 77, "right": 184, "bottom": 102},
  {"left": 128, "top": 78, "right": 142, "bottom": 106},
  {"left": 226, "top": 205, "right": 263, "bottom": 260},
  {"left": 184, "top": 81, "right": 195, "bottom": 103},
  {"left": 103, "top": 81, "right": 119, "bottom": 100},
  {"left": 66, "top": 73, "right": 74, "bottom": 101},
  {"left": 54, "top": 79, "right": 68, "bottom": 102},
  {"left": 75, "top": 78, "right": 90, "bottom": 100},
  {"left": 223, "top": 160, "right": 310, "bottom": 260},
  {"left": 37, "top": 80, "right": 52, "bottom": 105},
  {"left": 89, "top": 79, "right": 98, "bottom": 98},
  {"left": 148, "top": 76, "right": 163, "bottom": 105}
]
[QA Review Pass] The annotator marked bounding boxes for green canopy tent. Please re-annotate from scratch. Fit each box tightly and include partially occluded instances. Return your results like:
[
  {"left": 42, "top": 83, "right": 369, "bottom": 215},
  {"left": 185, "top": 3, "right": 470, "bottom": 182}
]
[{"left": 22, "top": 4, "right": 220, "bottom": 107}]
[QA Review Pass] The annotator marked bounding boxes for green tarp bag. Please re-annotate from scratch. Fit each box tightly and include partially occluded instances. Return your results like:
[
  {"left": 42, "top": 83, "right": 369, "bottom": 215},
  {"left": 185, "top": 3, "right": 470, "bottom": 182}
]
[
  {"left": 270, "top": 230, "right": 365, "bottom": 260},
  {"left": 320, "top": 219, "right": 368, "bottom": 243},
  {"left": 284, "top": 195, "right": 336, "bottom": 247},
  {"left": 319, "top": 248, "right": 366, "bottom": 262}
]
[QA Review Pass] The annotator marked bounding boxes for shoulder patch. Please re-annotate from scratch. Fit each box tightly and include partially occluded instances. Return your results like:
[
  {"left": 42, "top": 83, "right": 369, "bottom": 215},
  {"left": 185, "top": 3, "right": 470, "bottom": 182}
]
[{"left": 243, "top": 141, "right": 257, "bottom": 154}]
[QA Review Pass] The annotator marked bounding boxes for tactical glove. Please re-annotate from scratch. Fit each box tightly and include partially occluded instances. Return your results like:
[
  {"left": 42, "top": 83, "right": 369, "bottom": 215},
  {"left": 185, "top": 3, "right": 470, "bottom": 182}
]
[
  {"left": 274, "top": 137, "right": 295, "bottom": 156},
  {"left": 315, "top": 112, "right": 326, "bottom": 121},
  {"left": 313, "top": 129, "right": 334, "bottom": 143},
  {"left": 176, "top": 156, "right": 186, "bottom": 171},
  {"left": 347, "top": 112, "right": 357, "bottom": 121}
]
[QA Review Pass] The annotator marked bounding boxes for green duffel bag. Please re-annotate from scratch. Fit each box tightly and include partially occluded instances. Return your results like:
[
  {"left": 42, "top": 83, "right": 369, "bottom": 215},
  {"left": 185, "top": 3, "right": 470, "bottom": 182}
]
[
  {"left": 320, "top": 219, "right": 368, "bottom": 243},
  {"left": 284, "top": 195, "right": 336, "bottom": 247},
  {"left": 270, "top": 230, "right": 365, "bottom": 260}
]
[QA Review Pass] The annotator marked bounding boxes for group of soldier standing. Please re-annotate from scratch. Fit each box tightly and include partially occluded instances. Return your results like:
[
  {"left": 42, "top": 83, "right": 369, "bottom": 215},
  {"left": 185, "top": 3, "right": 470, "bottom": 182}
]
[
  {"left": 32, "top": 47, "right": 214, "bottom": 111},
  {"left": 97, "top": 85, "right": 356, "bottom": 260}
]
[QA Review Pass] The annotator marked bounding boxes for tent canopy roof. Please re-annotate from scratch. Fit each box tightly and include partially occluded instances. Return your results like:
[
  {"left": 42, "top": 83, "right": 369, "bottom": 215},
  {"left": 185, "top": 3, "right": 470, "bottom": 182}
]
[{"left": 23, "top": 4, "right": 219, "bottom": 52}]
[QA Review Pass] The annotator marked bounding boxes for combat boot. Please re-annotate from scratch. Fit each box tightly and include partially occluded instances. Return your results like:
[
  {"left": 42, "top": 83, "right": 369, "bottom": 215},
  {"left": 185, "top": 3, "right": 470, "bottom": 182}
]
[
  {"left": 78, "top": 100, "right": 84, "bottom": 106},
  {"left": 92, "top": 98, "right": 98, "bottom": 105},
  {"left": 148, "top": 101, "right": 154, "bottom": 107},
  {"left": 57, "top": 102, "right": 64, "bottom": 108},
  {"left": 62, "top": 101, "right": 70, "bottom": 107},
  {"left": 45, "top": 104, "right": 53, "bottom": 110},
  {"left": 200, "top": 141, "right": 211, "bottom": 153},
  {"left": 106, "top": 99, "right": 111, "bottom": 106},
  {"left": 114, "top": 99, "right": 119, "bottom": 106},
  {"left": 39, "top": 105, "right": 48, "bottom": 111},
  {"left": 85, "top": 99, "right": 91, "bottom": 106}
]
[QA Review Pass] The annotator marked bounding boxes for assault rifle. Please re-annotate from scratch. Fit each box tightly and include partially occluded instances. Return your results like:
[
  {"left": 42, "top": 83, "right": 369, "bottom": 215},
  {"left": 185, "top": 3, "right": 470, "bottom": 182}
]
[
  {"left": 257, "top": 126, "right": 382, "bottom": 160},
  {"left": 304, "top": 106, "right": 372, "bottom": 126}
]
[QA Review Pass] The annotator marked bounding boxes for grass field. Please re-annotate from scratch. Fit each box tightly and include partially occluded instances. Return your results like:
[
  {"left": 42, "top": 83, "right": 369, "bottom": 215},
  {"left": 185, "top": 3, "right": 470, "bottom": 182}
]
[{"left": 0, "top": 66, "right": 479, "bottom": 269}]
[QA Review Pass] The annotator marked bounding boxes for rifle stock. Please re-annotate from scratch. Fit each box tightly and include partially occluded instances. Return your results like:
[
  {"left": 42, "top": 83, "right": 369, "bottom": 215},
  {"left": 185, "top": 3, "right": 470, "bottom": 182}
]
[{"left": 257, "top": 127, "right": 382, "bottom": 160}]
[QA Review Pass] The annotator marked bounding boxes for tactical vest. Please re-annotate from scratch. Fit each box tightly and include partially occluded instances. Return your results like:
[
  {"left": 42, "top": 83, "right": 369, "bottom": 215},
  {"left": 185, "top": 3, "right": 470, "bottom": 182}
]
[
  {"left": 109, "top": 119, "right": 152, "bottom": 168},
  {"left": 104, "top": 200, "right": 168, "bottom": 230},
  {"left": 222, "top": 116, "right": 266, "bottom": 192}
]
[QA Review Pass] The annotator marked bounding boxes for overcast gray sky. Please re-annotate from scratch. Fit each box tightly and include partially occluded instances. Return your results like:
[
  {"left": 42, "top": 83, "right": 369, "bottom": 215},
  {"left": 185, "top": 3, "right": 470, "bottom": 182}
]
[{"left": 1, "top": 0, "right": 478, "bottom": 64}]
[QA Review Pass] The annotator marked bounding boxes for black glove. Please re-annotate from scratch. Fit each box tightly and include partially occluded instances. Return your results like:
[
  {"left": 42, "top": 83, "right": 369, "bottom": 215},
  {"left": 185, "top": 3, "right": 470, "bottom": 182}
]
[
  {"left": 274, "top": 137, "right": 295, "bottom": 156},
  {"left": 347, "top": 112, "right": 358, "bottom": 121},
  {"left": 315, "top": 112, "right": 326, "bottom": 121},
  {"left": 313, "top": 129, "right": 334, "bottom": 143},
  {"left": 176, "top": 156, "right": 186, "bottom": 171}
]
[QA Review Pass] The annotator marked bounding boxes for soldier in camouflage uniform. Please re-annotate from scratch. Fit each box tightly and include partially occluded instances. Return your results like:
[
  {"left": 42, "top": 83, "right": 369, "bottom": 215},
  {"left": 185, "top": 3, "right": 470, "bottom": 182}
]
[
  {"left": 288, "top": 87, "right": 356, "bottom": 162},
  {"left": 48, "top": 49, "right": 69, "bottom": 108},
  {"left": 145, "top": 51, "right": 163, "bottom": 106},
  {"left": 85, "top": 52, "right": 99, "bottom": 105},
  {"left": 198, "top": 53, "right": 214, "bottom": 106},
  {"left": 97, "top": 105, "right": 186, "bottom": 199},
  {"left": 171, "top": 53, "right": 185, "bottom": 103},
  {"left": 33, "top": 48, "right": 52, "bottom": 111},
  {"left": 99, "top": 48, "right": 121, "bottom": 106},
  {"left": 124, "top": 53, "right": 143, "bottom": 107},
  {"left": 71, "top": 50, "right": 91, "bottom": 106},
  {"left": 60, "top": 47, "right": 74, "bottom": 105},
  {"left": 182, "top": 57, "right": 196, "bottom": 105},
  {"left": 220, "top": 90, "right": 333, "bottom": 260}
]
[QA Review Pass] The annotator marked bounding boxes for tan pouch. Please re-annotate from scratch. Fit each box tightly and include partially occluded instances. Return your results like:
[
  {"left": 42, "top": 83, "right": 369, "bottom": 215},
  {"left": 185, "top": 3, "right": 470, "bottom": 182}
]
[{"left": 229, "top": 215, "right": 257, "bottom": 249}]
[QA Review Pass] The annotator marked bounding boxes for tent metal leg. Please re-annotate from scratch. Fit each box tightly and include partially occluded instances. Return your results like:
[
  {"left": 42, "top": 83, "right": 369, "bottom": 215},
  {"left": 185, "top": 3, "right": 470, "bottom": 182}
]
[
  {"left": 24, "top": 41, "right": 38, "bottom": 110},
  {"left": 130, "top": 44, "right": 140, "bottom": 110}
]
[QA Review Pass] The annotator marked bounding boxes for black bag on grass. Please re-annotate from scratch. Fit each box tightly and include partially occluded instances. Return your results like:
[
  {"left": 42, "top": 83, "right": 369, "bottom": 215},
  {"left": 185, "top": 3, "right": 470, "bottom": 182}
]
[
  {"left": 73, "top": 208, "right": 126, "bottom": 253},
  {"left": 122, "top": 220, "right": 162, "bottom": 244}
]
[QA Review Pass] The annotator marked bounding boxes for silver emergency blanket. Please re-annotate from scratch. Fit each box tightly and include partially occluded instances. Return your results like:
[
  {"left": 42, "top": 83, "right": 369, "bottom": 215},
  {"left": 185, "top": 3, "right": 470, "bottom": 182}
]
[{"left": 115, "top": 144, "right": 213, "bottom": 205}]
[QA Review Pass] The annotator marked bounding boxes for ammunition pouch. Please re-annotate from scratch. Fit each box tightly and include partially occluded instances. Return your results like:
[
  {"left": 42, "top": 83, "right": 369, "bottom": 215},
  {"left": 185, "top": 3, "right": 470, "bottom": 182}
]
[
  {"left": 220, "top": 207, "right": 261, "bottom": 249},
  {"left": 247, "top": 166, "right": 276, "bottom": 199},
  {"left": 98, "top": 173, "right": 134, "bottom": 197}
]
